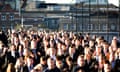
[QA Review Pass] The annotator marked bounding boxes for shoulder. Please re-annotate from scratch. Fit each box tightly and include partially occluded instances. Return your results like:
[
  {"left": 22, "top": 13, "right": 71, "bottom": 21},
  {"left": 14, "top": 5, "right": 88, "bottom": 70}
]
[{"left": 43, "top": 68, "right": 49, "bottom": 72}]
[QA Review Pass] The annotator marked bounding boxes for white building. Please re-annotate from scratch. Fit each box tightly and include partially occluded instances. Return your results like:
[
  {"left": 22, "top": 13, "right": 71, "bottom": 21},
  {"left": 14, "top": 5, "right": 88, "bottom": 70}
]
[{"left": 75, "top": 0, "right": 108, "bottom": 4}]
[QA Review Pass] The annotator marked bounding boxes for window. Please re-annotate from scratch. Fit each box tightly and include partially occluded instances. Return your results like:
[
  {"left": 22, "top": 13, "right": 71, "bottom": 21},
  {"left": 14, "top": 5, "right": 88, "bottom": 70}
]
[
  {"left": 63, "top": 24, "right": 68, "bottom": 30},
  {"left": 53, "top": 6, "right": 61, "bottom": 11},
  {"left": 110, "top": 24, "right": 115, "bottom": 30},
  {"left": 103, "top": 24, "right": 108, "bottom": 30},
  {"left": 95, "top": 24, "right": 100, "bottom": 30},
  {"left": 88, "top": 24, "right": 93, "bottom": 30},
  {"left": 70, "top": 24, "right": 76, "bottom": 30},
  {"left": 79, "top": 24, "right": 83, "bottom": 30},
  {"left": 1, "top": 15, "right": 6, "bottom": 21},
  {"left": 9, "top": 15, "right": 14, "bottom": 21}
]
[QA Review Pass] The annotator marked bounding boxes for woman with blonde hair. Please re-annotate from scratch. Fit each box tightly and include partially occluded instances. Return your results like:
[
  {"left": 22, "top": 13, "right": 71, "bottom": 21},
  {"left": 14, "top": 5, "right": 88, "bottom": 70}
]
[{"left": 6, "top": 63, "right": 15, "bottom": 72}]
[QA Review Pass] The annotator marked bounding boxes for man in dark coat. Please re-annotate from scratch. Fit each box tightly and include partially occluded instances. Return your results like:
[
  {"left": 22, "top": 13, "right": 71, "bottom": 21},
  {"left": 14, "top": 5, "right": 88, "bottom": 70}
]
[{"left": 43, "top": 57, "right": 61, "bottom": 72}]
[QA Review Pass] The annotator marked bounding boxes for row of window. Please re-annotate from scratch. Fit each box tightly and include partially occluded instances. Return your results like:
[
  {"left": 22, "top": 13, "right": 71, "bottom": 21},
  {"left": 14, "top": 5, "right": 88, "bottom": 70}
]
[
  {"left": 1, "top": 15, "right": 14, "bottom": 21},
  {"left": 63, "top": 23, "right": 116, "bottom": 31}
]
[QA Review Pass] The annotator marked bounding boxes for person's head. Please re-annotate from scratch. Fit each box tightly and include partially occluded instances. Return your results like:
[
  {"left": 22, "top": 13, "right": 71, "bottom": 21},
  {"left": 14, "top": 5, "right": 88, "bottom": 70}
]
[
  {"left": 75, "top": 39, "right": 80, "bottom": 47},
  {"left": 69, "top": 44, "right": 76, "bottom": 55},
  {"left": 65, "top": 38, "right": 70, "bottom": 46},
  {"left": 33, "top": 64, "right": 43, "bottom": 72},
  {"left": 95, "top": 45, "right": 102, "bottom": 54},
  {"left": 96, "top": 37, "right": 103, "bottom": 45},
  {"left": 89, "top": 39, "right": 95, "bottom": 47},
  {"left": 77, "top": 55, "right": 85, "bottom": 67},
  {"left": 40, "top": 56, "right": 47, "bottom": 65},
  {"left": 10, "top": 44, "right": 16, "bottom": 51},
  {"left": 18, "top": 44, "right": 24, "bottom": 52},
  {"left": 6, "top": 63, "right": 15, "bottom": 72},
  {"left": 15, "top": 57, "right": 24, "bottom": 68},
  {"left": 61, "top": 43, "right": 67, "bottom": 51},
  {"left": 47, "top": 57, "right": 55, "bottom": 69},
  {"left": 57, "top": 47, "right": 64, "bottom": 56},
  {"left": 14, "top": 36, "right": 19, "bottom": 44},
  {"left": 84, "top": 47, "right": 90, "bottom": 55},
  {"left": 56, "top": 56, "right": 63, "bottom": 69},
  {"left": 57, "top": 42, "right": 62, "bottom": 49},
  {"left": 104, "top": 61, "right": 112, "bottom": 72},
  {"left": 23, "top": 48, "right": 30, "bottom": 57},
  {"left": 26, "top": 56, "right": 34, "bottom": 66},
  {"left": 49, "top": 48, "right": 56, "bottom": 57},
  {"left": 77, "top": 68, "right": 85, "bottom": 72},
  {"left": 103, "top": 42, "right": 109, "bottom": 49},
  {"left": 66, "top": 56, "right": 73, "bottom": 66}
]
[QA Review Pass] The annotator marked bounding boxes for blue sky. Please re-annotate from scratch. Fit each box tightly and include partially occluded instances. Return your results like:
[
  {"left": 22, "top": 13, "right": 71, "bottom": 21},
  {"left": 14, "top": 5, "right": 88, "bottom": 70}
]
[{"left": 39, "top": 0, "right": 119, "bottom": 6}]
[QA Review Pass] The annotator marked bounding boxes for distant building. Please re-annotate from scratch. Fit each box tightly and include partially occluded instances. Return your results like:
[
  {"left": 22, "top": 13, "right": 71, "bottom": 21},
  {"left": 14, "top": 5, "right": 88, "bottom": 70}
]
[
  {"left": 0, "top": 0, "right": 20, "bottom": 30},
  {"left": 0, "top": 0, "right": 119, "bottom": 41},
  {"left": 75, "top": 0, "right": 108, "bottom": 4}
]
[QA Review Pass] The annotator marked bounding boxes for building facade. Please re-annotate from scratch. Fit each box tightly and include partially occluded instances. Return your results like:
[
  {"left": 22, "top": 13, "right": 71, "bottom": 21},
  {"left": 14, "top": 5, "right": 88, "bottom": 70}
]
[{"left": 0, "top": 0, "right": 119, "bottom": 41}]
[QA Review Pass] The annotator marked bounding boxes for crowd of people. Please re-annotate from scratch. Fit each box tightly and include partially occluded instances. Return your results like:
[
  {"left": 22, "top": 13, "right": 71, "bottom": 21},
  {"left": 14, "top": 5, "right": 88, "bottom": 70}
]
[{"left": 0, "top": 28, "right": 120, "bottom": 72}]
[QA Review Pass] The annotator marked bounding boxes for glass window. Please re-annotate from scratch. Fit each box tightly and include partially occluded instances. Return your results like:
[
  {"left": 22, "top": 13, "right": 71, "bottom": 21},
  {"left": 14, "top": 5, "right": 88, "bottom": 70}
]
[
  {"left": 70, "top": 24, "right": 76, "bottom": 30},
  {"left": 103, "top": 24, "right": 108, "bottom": 30},
  {"left": 1, "top": 15, "right": 6, "bottom": 21},
  {"left": 53, "top": 6, "right": 61, "bottom": 11},
  {"left": 63, "top": 24, "right": 68, "bottom": 30},
  {"left": 79, "top": 24, "right": 83, "bottom": 30},
  {"left": 9, "top": 15, "right": 14, "bottom": 21},
  {"left": 88, "top": 24, "right": 93, "bottom": 30},
  {"left": 111, "top": 24, "right": 116, "bottom": 30},
  {"left": 95, "top": 24, "right": 100, "bottom": 30}
]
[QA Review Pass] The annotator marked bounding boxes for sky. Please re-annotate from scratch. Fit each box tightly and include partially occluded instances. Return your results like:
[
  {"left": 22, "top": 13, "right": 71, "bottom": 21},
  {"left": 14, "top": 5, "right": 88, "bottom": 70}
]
[{"left": 39, "top": 0, "right": 119, "bottom": 6}]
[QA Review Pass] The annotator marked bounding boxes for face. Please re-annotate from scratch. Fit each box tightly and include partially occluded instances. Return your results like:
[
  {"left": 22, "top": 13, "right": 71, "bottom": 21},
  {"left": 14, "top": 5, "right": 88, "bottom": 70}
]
[
  {"left": 49, "top": 48, "right": 56, "bottom": 56},
  {"left": 10, "top": 44, "right": 16, "bottom": 51},
  {"left": 56, "top": 60, "right": 63, "bottom": 68},
  {"left": 89, "top": 40, "right": 94, "bottom": 47},
  {"left": 77, "top": 56, "right": 85, "bottom": 66},
  {"left": 61, "top": 44, "right": 67, "bottom": 51},
  {"left": 27, "top": 57, "right": 34, "bottom": 66},
  {"left": 23, "top": 48, "right": 29, "bottom": 56},
  {"left": 75, "top": 39, "right": 80, "bottom": 46},
  {"left": 103, "top": 43, "right": 109, "bottom": 49},
  {"left": 66, "top": 57, "right": 72, "bottom": 66},
  {"left": 84, "top": 48, "right": 90, "bottom": 55},
  {"left": 47, "top": 58, "right": 55, "bottom": 69},
  {"left": 57, "top": 48, "right": 64, "bottom": 56},
  {"left": 69, "top": 47, "right": 75, "bottom": 55},
  {"left": 16, "top": 58, "right": 24, "bottom": 67},
  {"left": 65, "top": 39, "right": 70, "bottom": 46},
  {"left": 104, "top": 64, "right": 111, "bottom": 72},
  {"left": 96, "top": 46, "right": 101, "bottom": 54}
]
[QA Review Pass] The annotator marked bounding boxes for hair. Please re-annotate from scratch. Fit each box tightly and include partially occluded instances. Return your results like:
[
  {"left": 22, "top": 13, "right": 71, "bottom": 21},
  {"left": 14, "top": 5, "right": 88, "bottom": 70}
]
[
  {"left": 66, "top": 56, "right": 72, "bottom": 62},
  {"left": 6, "top": 63, "right": 15, "bottom": 72},
  {"left": 56, "top": 55, "right": 63, "bottom": 61},
  {"left": 40, "top": 56, "right": 47, "bottom": 62}
]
